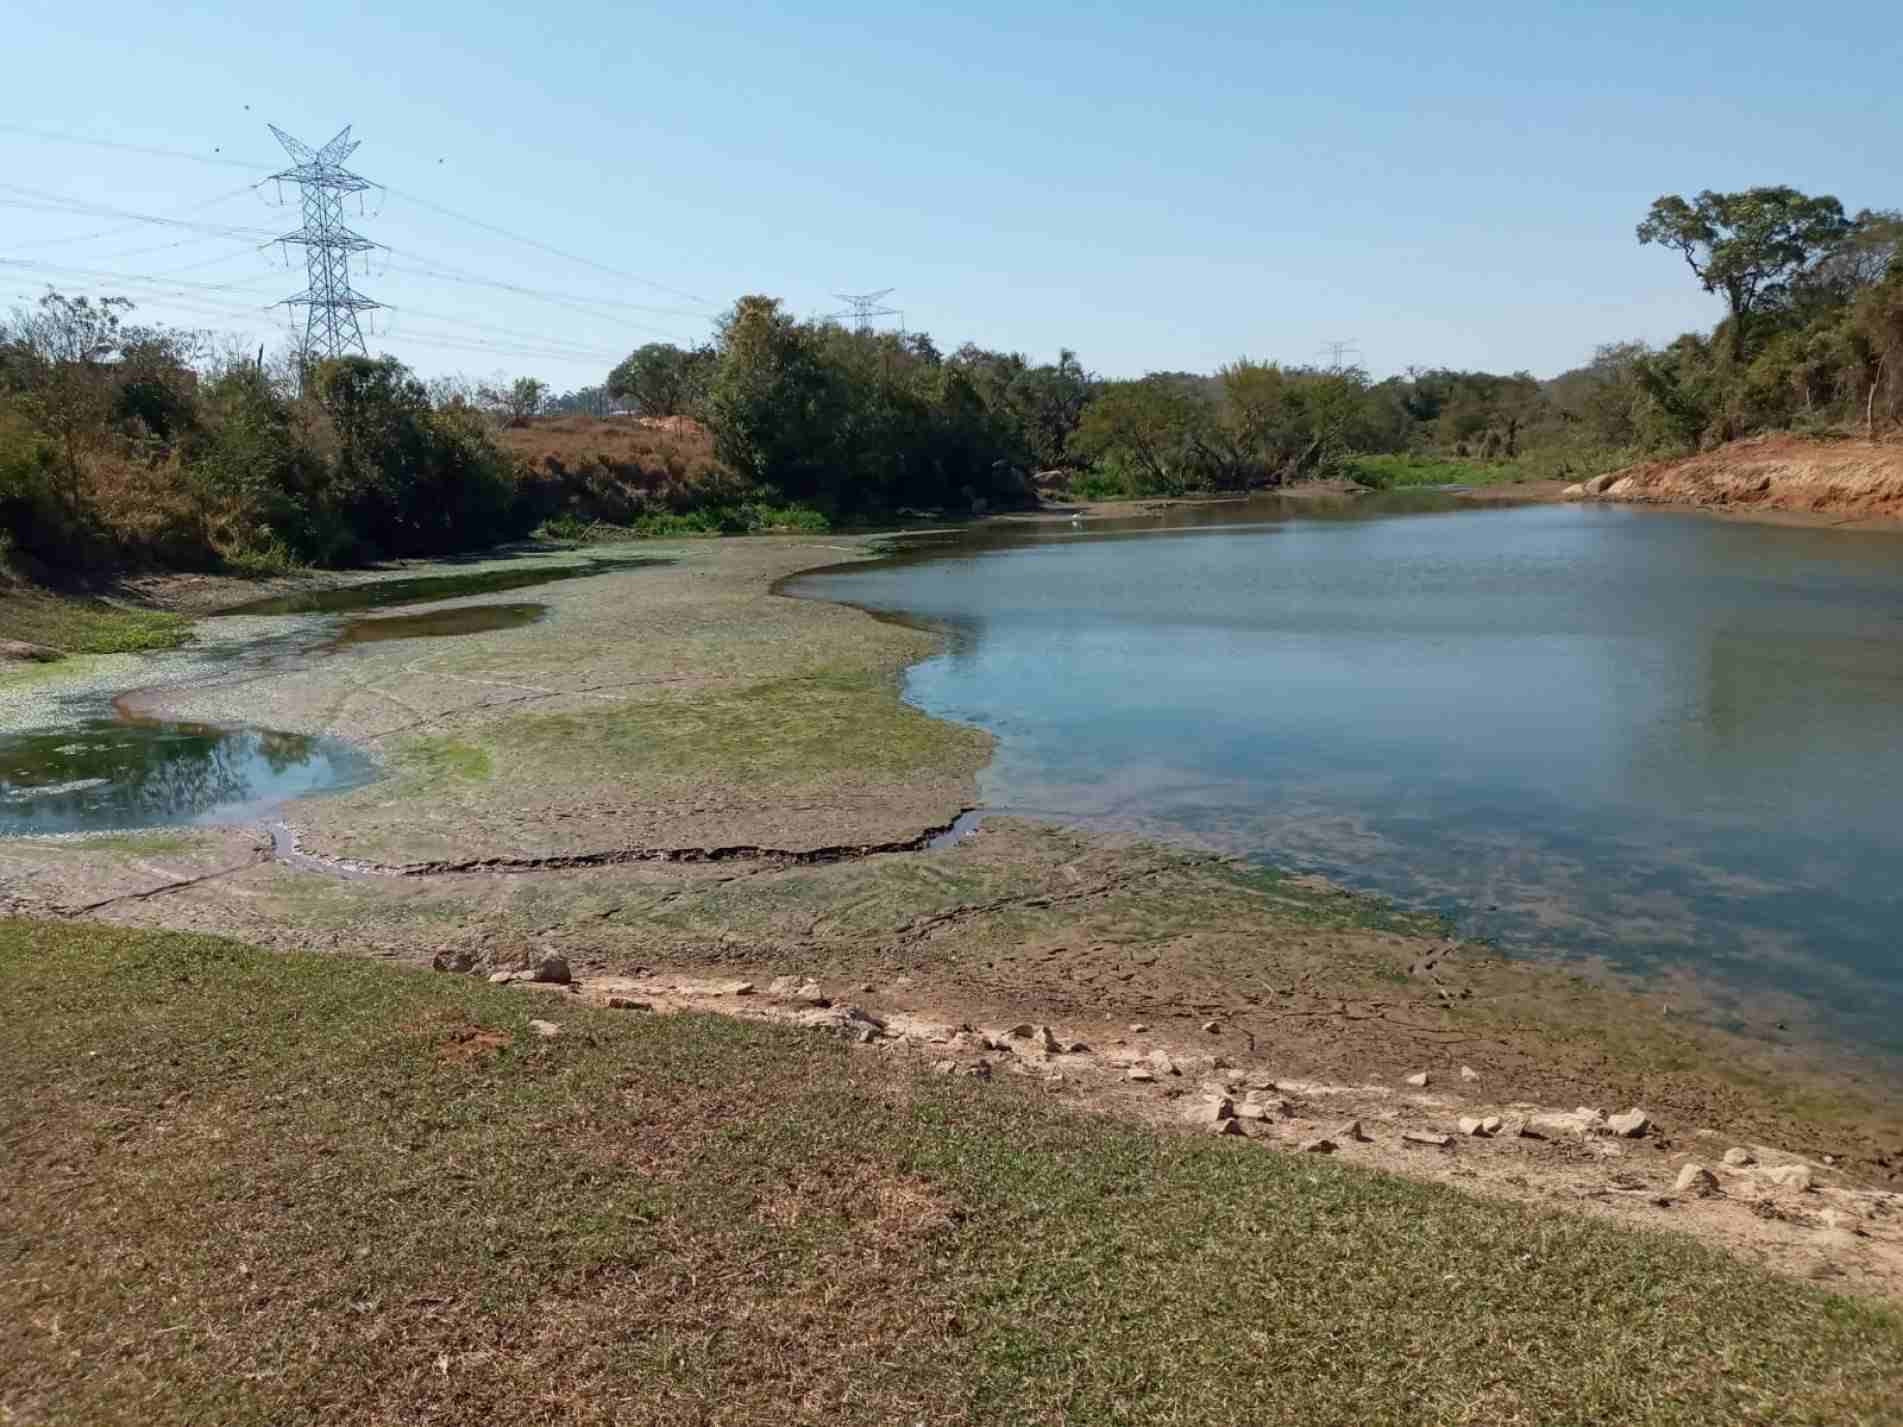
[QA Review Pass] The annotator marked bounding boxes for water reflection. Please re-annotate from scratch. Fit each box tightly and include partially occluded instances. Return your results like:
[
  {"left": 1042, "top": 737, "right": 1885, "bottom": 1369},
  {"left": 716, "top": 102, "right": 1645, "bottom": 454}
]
[
  {"left": 791, "top": 498, "right": 1903, "bottom": 1054},
  {"left": 0, "top": 718, "right": 378, "bottom": 834}
]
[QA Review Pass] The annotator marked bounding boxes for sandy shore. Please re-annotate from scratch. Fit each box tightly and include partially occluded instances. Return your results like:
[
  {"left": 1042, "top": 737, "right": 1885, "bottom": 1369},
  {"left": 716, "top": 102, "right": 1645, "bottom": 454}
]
[{"left": 4, "top": 533, "right": 1901, "bottom": 1295}]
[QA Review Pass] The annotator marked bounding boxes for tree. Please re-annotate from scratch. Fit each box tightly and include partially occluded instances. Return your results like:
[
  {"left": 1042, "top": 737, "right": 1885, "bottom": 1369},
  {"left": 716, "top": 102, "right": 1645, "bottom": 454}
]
[
  {"left": 477, "top": 375, "right": 548, "bottom": 427},
  {"left": 1637, "top": 188, "right": 1850, "bottom": 362},
  {"left": 606, "top": 342, "right": 711, "bottom": 417},
  {"left": 1069, "top": 376, "right": 1208, "bottom": 493}
]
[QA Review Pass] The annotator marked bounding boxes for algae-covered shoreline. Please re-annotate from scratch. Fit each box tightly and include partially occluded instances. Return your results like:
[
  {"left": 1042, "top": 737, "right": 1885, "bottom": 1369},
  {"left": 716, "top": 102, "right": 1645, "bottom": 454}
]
[{"left": 3, "top": 531, "right": 1902, "bottom": 1296}]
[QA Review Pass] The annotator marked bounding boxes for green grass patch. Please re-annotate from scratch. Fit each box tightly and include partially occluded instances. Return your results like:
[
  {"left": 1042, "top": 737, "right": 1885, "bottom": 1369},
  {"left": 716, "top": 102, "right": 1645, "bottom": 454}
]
[
  {"left": 392, "top": 735, "right": 493, "bottom": 786},
  {"left": 491, "top": 667, "right": 989, "bottom": 787},
  {"left": 0, "top": 588, "right": 192, "bottom": 656},
  {"left": 2, "top": 918, "right": 1900, "bottom": 1425},
  {"left": 1343, "top": 453, "right": 1530, "bottom": 489}
]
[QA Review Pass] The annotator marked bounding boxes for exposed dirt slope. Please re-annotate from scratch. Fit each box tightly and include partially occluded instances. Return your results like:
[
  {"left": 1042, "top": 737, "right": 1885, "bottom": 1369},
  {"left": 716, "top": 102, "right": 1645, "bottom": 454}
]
[{"left": 1566, "top": 434, "right": 1903, "bottom": 522}]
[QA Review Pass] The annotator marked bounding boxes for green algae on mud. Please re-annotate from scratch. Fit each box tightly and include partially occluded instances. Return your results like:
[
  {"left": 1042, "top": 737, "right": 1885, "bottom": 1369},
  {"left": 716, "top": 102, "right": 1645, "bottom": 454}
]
[{"left": 331, "top": 602, "right": 546, "bottom": 646}]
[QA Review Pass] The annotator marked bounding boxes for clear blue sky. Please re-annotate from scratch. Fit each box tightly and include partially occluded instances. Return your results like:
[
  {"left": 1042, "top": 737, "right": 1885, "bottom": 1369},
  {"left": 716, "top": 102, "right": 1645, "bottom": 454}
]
[{"left": 4, "top": 0, "right": 1897, "bottom": 392}]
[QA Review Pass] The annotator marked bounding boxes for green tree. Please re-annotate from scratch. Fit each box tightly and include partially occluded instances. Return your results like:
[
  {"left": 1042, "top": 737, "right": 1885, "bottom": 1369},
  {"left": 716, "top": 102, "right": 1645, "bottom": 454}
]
[
  {"left": 1070, "top": 376, "right": 1208, "bottom": 494},
  {"left": 606, "top": 342, "right": 712, "bottom": 417},
  {"left": 1637, "top": 188, "right": 1850, "bottom": 362}
]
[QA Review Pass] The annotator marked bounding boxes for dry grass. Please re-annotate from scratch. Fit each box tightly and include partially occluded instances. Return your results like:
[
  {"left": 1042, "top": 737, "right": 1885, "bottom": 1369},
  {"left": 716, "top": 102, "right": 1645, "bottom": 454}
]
[{"left": 4, "top": 918, "right": 1901, "bottom": 1425}]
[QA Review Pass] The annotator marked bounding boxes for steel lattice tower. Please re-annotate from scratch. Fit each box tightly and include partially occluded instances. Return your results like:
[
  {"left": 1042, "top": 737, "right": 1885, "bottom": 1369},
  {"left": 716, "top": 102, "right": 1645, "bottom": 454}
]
[
  {"left": 269, "top": 124, "right": 381, "bottom": 359},
  {"left": 829, "top": 288, "right": 900, "bottom": 334}
]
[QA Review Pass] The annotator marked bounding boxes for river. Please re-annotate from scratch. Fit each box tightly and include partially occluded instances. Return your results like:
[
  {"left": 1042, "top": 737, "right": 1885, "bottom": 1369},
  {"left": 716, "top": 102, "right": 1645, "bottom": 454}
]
[{"left": 789, "top": 495, "right": 1903, "bottom": 1057}]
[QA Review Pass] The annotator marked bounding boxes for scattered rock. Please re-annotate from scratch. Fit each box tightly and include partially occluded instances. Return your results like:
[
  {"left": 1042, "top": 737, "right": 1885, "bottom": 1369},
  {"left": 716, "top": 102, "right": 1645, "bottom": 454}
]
[
  {"left": 1065, "top": 1040, "right": 1091, "bottom": 1055},
  {"left": 1298, "top": 1137, "right": 1336, "bottom": 1153},
  {"left": 1758, "top": 1163, "right": 1815, "bottom": 1192},
  {"left": 531, "top": 954, "right": 572, "bottom": 985},
  {"left": 966, "top": 1060, "right": 993, "bottom": 1081},
  {"left": 1149, "top": 1050, "right": 1180, "bottom": 1077},
  {"left": 1333, "top": 1120, "right": 1370, "bottom": 1143},
  {"left": 1403, "top": 1132, "right": 1453, "bottom": 1148},
  {"left": 604, "top": 996, "right": 651, "bottom": 1011},
  {"left": 1723, "top": 1147, "right": 1756, "bottom": 1167},
  {"left": 1007, "top": 1023, "right": 1036, "bottom": 1039},
  {"left": 1210, "top": 1118, "right": 1244, "bottom": 1137},
  {"left": 0, "top": 639, "right": 62, "bottom": 663},
  {"left": 527, "top": 1019, "right": 561, "bottom": 1038},
  {"left": 1034, "top": 1024, "right": 1062, "bottom": 1054},
  {"left": 1607, "top": 1109, "right": 1651, "bottom": 1138},
  {"left": 431, "top": 949, "right": 478, "bottom": 973},
  {"left": 1404, "top": 1071, "right": 1429, "bottom": 1088},
  {"left": 730, "top": 981, "right": 756, "bottom": 996},
  {"left": 767, "top": 975, "right": 826, "bottom": 1003},
  {"left": 1459, "top": 1065, "right": 1480, "bottom": 1083},
  {"left": 1675, "top": 1163, "right": 1720, "bottom": 1196},
  {"left": 487, "top": 970, "right": 523, "bottom": 985},
  {"left": 1481, "top": 1116, "right": 1503, "bottom": 1136},
  {"left": 1129, "top": 1023, "right": 1149, "bottom": 1033},
  {"left": 1202, "top": 1020, "right": 1222, "bottom": 1035},
  {"left": 1820, "top": 1208, "right": 1861, "bottom": 1235},
  {"left": 1458, "top": 1116, "right": 1489, "bottom": 1137},
  {"left": 1126, "top": 1066, "right": 1156, "bottom": 1083},
  {"left": 1237, "top": 1097, "right": 1289, "bottom": 1121},
  {"left": 1189, "top": 1097, "right": 1237, "bottom": 1125}
]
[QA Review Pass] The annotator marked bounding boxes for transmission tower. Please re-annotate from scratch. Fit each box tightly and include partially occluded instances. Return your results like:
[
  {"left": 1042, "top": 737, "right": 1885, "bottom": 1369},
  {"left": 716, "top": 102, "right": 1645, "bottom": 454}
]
[
  {"left": 829, "top": 287, "right": 900, "bottom": 334},
  {"left": 269, "top": 124, "right": 382, "bottom": 358},
  {"left": 1317, "top": 338, "right": 1360, "bottom": 372}
]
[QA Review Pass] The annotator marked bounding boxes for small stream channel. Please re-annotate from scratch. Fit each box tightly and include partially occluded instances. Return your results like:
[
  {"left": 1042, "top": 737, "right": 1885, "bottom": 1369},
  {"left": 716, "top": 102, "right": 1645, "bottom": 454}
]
[{"left": 0, "top": 560, "right": 632, "bottom": 836}]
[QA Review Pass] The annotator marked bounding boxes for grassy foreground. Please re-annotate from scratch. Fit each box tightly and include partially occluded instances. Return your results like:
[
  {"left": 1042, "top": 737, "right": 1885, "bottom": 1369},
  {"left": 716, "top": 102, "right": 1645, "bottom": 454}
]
[
  {"left": 4, "top": 921, "right": 1901, "bottom": 1426},
  {"left": 0, "top": 586, "right": 191, "bottom": 656}
]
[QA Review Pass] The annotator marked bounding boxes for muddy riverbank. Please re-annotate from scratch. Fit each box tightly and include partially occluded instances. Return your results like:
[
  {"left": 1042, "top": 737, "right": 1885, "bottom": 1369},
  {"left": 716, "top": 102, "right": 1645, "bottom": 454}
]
[{"left": 3, "top": 531, "right": 1901, "bottom": 1294}]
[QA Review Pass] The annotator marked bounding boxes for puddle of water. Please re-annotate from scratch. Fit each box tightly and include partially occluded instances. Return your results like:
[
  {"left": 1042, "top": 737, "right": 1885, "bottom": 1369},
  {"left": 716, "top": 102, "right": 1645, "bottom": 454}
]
[
  {"left": 0, "top": 718, "right": 378, "bottom": 835},
  {"left": 213, "top": 559, "right": 649, "bottom": 616},
  {"left": 332, "top": 603, "right": 546, "bottom": 646}
]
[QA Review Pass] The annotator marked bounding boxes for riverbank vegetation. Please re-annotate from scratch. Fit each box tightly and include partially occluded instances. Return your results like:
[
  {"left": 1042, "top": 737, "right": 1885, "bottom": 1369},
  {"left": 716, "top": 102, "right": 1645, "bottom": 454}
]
[
  {"left": 4, "top": 186, "right": 1897, "bottom": 578},
  {"left": 5, "top": 916, "right": 1899, "bottom": 1425}
]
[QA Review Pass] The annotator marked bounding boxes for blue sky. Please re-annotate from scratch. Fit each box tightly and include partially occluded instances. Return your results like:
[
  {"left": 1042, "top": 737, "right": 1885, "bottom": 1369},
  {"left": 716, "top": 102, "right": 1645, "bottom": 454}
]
[{"left": 3, "top": 0, "right": 1896, "bottom": 391}]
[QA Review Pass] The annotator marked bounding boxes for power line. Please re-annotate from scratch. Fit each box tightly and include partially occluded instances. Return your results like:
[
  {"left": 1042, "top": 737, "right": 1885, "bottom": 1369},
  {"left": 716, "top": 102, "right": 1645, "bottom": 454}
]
[
  {"left": 1317, "top": 338, "right": 1361, "bottom": 372},
  {"left": 0, "top": 122, "right": 273, "bottom": 172},
  {"left": 828, "top": 287, "right": 900, "bottom": 334},
  {"left": 268, "top": 124, "right": 382, "bottom": 358},
  {"left": 6, "top": 181, "right": 264, "bottom": 251}
]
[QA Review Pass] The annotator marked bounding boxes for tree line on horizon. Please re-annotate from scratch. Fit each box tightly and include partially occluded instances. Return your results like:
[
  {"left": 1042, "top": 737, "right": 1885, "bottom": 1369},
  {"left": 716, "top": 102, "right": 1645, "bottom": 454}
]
[{"left": 3, "top": 185, "right": 1899, "bottom": 574}]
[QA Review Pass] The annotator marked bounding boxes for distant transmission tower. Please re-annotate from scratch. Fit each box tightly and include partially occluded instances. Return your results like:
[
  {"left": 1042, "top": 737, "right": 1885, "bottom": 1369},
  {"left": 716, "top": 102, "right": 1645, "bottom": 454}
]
[
  {"left": 269, "top": 124, "right": 382, "bottom": 359},
  {"left": 829, "top": 288, "right": 900, "bottom": 334},
  {"left": 1318, "top": 338, "right": 1360, "bottom": 372}
]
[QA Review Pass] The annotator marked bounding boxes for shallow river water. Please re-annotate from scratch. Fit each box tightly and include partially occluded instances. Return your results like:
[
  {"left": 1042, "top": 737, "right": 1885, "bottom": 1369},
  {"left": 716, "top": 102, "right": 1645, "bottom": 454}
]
[{"left": 791, "top": 496, "right": 1903, "bottom": 1056}]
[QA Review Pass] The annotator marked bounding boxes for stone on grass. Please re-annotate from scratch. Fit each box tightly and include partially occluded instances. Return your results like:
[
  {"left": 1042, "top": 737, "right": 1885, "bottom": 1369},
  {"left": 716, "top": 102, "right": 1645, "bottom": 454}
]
[
  {"left": 1607, "top": 1109, "right": 1651, "bottom": 1138},
  {"left": 966, "top": 1060, "right": 993, "bottom": 1081},
  {"left": 527, "top": 1019, "right": 561, "bottom": 1038},
  {"left": 531, "top": 954, "right": 571, "bottom": 985},
  {"left": 604, "top": 996, "right": 651, "bottom": 1012},
  {"left": 1404, "top": 1071, "right": 1429, "bottom": 1088},
  {"left": 1298, "top": 1137, "right": 1336, "bottom": 1154},
  {"left": 488, "top": 970, "right": 521, "bottom": 985},
  {"left": 431, "top": 949, "right": 478, "bottom": 974},
  {"left": 1459, "top": 1065, "right": 1480, "bottom": 1082},
  {"left": 1403, "top": 1131, "right": 1453, "bottom": 1148},
  {"left": 1210, "top": 1118, "right": 1244, "bottom": 1137},
  {"left": 932, "top": 1059, "right": 956, "bottom": 1075},
  {"left": 1674, "top": 1163, "right": 1720, "bottom": 1196},
  {"left": 1723, "top": 1148, "right": 1755, "bottom": 1167}
]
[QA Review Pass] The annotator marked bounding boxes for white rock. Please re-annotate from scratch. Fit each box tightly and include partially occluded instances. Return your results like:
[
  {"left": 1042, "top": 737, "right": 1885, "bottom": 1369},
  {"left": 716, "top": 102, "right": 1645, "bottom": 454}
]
[
  {"left": 1403, "top": 1131, "right": 1453, "bottom": 1148},
  {"left": 1674, "top": 1164, "right": 1720, "bottom": 1195},
  {"left": 1480, "top": 1116, "right": 1503, "bottom": 1136},
  {"left": 1458, "top": 1116, "right": 1487, "bottom": 1137},
  {"left": 1129, "top": 1023, "right": 1149, "bottom": 1033},
  {"left": 1759, "top": 1163, "right": 1814, "bottom": 1192},
  {"left": 1607, "top": 1109, "right": 1650, "bottom": 1138},
  {"left": 1149, "top": 1050, "right": 1180, "bottom": 1077},
  {"left": 1459, "top": 1065, "right": 1480, "bottom": 1083},
  {"left": 1404, "top": 1071, "right": 1429, "bottom": 1088},
  {"left": 527, "top": 1019, "right": 561, "bottom": 1038},
  {"left": 1126, "top": 1066, "right": 1155, "bottom": 1083},
  {"left": 1202, "top": 1020, "right": 1222, "bottom": 1035},
  {"left": 932, "top": 1059, "right": 956, "bottom": 1075},
  {"left": 487, "top": 970, "right": 521, "bottom": 984},
  {"left": 1190, "top": 1096, "right": 1236, "bottom": 1124},
  {"left": 1722, "top": 1147, "right": 1755, "bottom": 1167}
]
